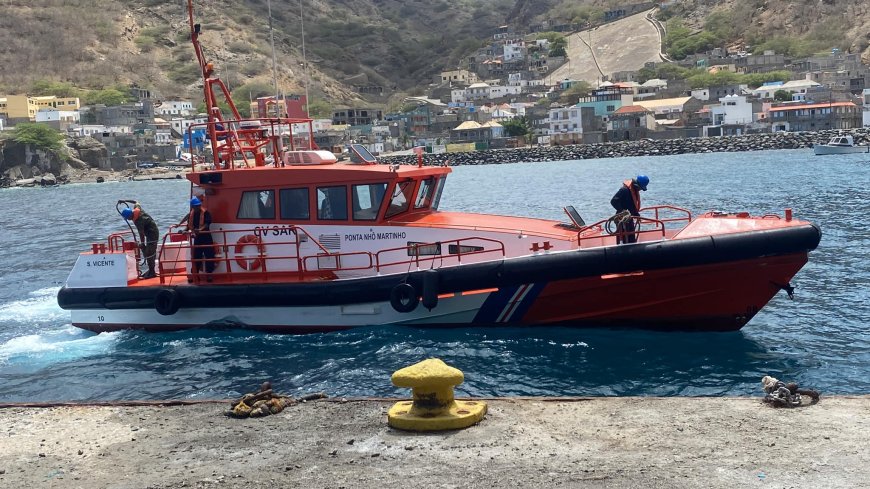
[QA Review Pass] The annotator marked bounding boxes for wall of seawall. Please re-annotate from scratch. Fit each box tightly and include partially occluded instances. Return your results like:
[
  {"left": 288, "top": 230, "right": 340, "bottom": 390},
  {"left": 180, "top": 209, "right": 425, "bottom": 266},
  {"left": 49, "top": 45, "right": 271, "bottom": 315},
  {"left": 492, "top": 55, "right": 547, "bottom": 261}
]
[{"left": 381, "top": 128, "right": 870, "bottom": 166}]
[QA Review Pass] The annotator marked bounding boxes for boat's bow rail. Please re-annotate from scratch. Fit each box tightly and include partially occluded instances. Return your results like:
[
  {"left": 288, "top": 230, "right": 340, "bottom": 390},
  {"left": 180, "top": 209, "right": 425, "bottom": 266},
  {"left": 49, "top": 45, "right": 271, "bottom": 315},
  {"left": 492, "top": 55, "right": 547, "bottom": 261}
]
[{"left": 573, "top": 205, "right": 693, "bottom": 246}]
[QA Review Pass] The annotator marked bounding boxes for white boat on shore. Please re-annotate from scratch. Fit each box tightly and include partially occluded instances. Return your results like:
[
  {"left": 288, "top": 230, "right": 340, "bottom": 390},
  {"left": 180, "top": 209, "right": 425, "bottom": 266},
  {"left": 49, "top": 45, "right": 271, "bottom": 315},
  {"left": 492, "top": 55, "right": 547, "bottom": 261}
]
[{"left": 813, "top": 135, "right": 870, "bottom": 155}]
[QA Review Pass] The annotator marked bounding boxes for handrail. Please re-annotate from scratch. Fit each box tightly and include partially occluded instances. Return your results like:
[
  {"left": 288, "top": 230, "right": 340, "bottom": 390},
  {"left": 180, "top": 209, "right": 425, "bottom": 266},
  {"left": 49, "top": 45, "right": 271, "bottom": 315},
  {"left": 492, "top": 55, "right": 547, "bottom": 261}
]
[
  {"left": 640, "top": 205, "right": 692, "bottom": 225},
  {"left": 373, "top": 236, "right": 506, "bottom": 272},
  {"left": 576, "top": 215, "right": 667, "bottom": 246},
  {"left": 143, "top": 224, "right": 508, "bottom": 284}
]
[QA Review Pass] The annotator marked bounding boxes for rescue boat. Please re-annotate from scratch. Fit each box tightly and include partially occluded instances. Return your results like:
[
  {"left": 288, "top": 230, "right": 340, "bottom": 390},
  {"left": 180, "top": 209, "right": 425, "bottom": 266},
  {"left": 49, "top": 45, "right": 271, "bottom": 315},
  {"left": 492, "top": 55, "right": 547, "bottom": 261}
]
[{"left": 56, "top": 1, "right": 821, "bottom": 333}]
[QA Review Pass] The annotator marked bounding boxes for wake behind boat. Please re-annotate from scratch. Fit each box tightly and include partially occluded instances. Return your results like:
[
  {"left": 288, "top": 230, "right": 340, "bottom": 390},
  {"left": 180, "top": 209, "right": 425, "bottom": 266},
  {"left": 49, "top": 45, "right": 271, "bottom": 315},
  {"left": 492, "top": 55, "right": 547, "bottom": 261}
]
[
  {"left": 56, "top": 1, "right": 821, "bottom": 333},
  {"left": 813, "top": 135, "right": 870, "bottom": 155}
]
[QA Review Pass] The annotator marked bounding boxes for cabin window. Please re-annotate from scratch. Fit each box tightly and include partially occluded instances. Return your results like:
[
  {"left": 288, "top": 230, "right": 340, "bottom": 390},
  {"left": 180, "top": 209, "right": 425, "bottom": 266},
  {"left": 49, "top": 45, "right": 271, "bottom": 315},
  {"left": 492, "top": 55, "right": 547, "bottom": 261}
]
[
  {"left": 448, "top": 244, "right": 484, "bottom": 254},
  {"left": 279, "top": 188, "right": 310, "bottom": 220},
  {"left": 385, "top": 180, "right": 415, "bottom": 218},
  {"left": 317, "top": 186, "right": 348, "bottom": 220},
  {"left": 414, "top": 178, "right": 435, "bottom": 209},
  {"left": 431, "top": 176, "right": 447, "bottom": 210},
  {"left": 352, "top": 183, "right": 387, "bottom": 221},
  {"left": 407, "top": 241, "right": 441, "bottom": 256},
  {"left": 237, "top": 190, "right": 275, "bottom": 219}
]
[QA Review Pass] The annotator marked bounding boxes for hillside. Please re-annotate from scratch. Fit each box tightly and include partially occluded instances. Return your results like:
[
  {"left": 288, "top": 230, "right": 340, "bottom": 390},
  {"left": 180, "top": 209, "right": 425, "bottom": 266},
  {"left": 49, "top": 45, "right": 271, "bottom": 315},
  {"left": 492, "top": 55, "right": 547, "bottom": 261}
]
[
  {"left": 0, "top": 0, "right": 867, "bottom": 109},
  {"left": 0, "top": 0, "right": 518, "bottom": 108}
]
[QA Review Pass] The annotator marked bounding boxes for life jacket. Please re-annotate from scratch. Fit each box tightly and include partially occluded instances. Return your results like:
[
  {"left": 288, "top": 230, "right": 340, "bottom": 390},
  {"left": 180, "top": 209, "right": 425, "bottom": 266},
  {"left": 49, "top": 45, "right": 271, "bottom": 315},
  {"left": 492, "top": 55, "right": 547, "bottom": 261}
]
[
  {"left": 623, "top": 179, "right": 641, "bottom": 212},
  {"left": 188, "top": 207, "right": 209, "bottom": 233}
]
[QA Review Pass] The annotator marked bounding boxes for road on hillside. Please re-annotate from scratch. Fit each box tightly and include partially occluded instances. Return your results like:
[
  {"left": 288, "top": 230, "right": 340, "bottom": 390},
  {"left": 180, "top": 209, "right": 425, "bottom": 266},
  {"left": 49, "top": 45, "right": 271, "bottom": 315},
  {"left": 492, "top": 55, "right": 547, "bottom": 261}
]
[{"left": 547, "top": 9, "right": 664, "bottom": 85}]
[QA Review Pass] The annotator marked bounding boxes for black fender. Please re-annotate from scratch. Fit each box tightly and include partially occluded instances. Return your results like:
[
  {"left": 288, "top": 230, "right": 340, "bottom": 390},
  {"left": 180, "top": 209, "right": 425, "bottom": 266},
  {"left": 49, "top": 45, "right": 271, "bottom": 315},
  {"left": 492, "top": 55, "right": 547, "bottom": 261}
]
[
  {"left": 421, "top": 269, "right": 439, "bottom": 311},
  {"left": 390, "top": 283, "right": 419, "bottom": 313},
  {"left": 154, "top": 288, "right": 181, "bottom": 316}
]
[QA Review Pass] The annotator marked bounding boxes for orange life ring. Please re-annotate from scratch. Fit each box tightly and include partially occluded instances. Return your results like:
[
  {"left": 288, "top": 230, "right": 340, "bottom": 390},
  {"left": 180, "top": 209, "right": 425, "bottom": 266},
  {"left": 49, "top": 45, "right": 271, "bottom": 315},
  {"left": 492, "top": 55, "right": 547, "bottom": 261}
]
[{"left": 234, "top": 234, "right": 265, "bottom": 270}]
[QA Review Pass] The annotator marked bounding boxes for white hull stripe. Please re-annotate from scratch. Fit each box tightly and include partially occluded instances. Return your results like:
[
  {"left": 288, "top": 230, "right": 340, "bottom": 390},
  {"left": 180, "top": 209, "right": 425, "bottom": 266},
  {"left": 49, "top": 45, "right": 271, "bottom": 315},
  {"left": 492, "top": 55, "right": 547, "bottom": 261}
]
[{"left": 496, "top": 283, "right": 533, "bottom": 323}]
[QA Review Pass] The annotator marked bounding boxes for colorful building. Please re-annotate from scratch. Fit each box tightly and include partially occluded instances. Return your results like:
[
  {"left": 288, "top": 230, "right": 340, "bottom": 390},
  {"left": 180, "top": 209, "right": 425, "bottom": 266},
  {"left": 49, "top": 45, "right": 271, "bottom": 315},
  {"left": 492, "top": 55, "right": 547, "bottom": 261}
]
[{"left": 0, "top": 95, "right": 80, "bottom": 122}]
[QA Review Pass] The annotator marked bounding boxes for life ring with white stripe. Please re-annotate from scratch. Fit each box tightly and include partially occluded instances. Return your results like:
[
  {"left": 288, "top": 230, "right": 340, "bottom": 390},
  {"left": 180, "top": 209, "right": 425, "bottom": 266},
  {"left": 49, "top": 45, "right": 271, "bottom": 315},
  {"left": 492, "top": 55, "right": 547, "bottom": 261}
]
[{"left": 234, "top": 234, "right": 265, "bottom": 270}]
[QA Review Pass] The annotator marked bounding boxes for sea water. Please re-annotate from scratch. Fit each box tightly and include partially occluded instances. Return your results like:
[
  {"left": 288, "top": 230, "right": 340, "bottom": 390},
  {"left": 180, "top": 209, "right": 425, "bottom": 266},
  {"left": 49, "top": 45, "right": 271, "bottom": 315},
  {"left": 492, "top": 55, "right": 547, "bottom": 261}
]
[{"left": 1, "top": 149, "right": 868, "bottom": 401}]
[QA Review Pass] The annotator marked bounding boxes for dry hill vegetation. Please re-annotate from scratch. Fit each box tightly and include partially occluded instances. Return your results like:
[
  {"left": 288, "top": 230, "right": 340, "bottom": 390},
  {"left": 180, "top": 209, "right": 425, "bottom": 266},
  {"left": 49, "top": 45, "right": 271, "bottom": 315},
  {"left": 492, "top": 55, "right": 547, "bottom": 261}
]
[{"left": 0, "top": 0, "right": 867, "bottom": 110}]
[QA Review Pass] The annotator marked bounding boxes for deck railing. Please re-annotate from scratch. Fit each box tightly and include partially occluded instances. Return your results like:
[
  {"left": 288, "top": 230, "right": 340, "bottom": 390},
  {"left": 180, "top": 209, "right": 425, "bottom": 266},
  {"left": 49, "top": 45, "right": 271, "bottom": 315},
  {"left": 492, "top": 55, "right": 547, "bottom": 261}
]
[{"left": 149, "top": 225, "right": 507, "bottom": 285}]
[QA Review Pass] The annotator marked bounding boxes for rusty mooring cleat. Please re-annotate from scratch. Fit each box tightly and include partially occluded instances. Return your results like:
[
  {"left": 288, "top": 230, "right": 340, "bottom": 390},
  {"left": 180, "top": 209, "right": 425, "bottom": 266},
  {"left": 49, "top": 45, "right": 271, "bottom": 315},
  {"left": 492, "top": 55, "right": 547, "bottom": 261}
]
[{"left": 388, "top": 358, "right": 487, "bottom": 431}]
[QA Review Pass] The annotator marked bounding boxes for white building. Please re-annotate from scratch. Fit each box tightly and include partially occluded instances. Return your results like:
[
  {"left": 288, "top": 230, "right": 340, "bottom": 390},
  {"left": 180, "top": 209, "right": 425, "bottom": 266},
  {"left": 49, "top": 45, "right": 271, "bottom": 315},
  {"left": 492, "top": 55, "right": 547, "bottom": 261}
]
[
  {"left": 170, "top": 116, "right": 207, "bottom": 137},
  {"left": 548, "top": 106, "right": 584, "bottom": 145},
  {"left": 710, "top": 95, "right": 754, "bottom": 125},
  {"left": 488, "top": 85, "right": 522, "bottom": 99},
  {"left": 503, "top": 40, "right": 525, "bottom": 61},
  {"left": 155, "top": 128, "right": 173, "bottom": 144},
  {"left": 67, "top": 125, "right": 131, "bottom": 137},
  {"left": 466, "top": 83, "right": 491, "bottom": 102},
  {"left": 863, "top": 88, "right": 870, "bottom": 128},
  {"left": 451, "top": 88, "right": 468, "bottom": 103},
  {"left": 749, "top": 80, "right": 821, "bottom": 99},
  {"left": 312, "top": 119, "right": 334, "bottom": 132},
  {"left": 155, "top": 100, "right": 195, "bottom": 117},
  {"left": 35, "top": 108, "right": 80, "bottom": 124}
]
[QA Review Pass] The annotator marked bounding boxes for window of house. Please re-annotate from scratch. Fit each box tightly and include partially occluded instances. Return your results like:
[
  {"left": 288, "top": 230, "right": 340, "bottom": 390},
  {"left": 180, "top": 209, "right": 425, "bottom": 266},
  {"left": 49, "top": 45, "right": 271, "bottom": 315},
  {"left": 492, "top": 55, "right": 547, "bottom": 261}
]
[
  {"left": 279, "top": 188, "right": 310, "bottom": 220},
  {"left": 607, "top": 105, "right": 615, "bottom": 111},
  {"left": 317, "top": 186, "right": 348, "bottom": 220},
  {"left": 385, "top": 180, "right": 416, "bottom": 218},
  {"left": 414, "top": 178, "right": 435, "bottom": 209},
  {"left": 238, "top": 190, "right": 276, "bottom": 219},
  {"left": 352, "top": 183, "right": 387, "bottom": 220}
]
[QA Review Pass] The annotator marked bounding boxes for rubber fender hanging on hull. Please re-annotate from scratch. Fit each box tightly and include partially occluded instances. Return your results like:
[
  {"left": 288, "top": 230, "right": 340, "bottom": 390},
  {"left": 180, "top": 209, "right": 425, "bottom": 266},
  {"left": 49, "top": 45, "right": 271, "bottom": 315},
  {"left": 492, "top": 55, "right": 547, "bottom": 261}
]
[
  {"left": 421, "top": 269, "right": 439, "bottom": 310},
  {"left": 154, "top": 288, "right": 181, "bottom": 316},
  {"left": 390, "top": 283, "right": 419, "bottom": 313}
]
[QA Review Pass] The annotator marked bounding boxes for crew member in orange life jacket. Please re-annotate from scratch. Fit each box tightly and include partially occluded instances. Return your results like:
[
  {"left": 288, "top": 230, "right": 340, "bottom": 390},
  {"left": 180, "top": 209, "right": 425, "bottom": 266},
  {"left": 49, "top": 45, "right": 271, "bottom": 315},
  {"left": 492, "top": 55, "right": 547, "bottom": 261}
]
[
  {"left": 610, "top": 175, "right": 649, "bottom": 244},
  {"left": 187, "top": 197, "right": 216, "bottom": 281},
  {"left": 120, "top": 203, "right": 159, "bottom": 279}
]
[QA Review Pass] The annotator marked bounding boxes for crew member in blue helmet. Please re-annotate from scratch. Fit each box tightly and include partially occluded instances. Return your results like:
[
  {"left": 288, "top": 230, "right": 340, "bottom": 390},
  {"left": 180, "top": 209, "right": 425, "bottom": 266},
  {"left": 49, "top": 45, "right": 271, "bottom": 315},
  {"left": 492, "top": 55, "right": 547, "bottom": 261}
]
[
  {"left": 610, "top": 175, "right": 649, "bottom": 244},
  {"left": 186, "top": 197, "right": 216, "bottom": 282},
  {"left": 121, "top": 203, "right": 159, "bottom": 278}
]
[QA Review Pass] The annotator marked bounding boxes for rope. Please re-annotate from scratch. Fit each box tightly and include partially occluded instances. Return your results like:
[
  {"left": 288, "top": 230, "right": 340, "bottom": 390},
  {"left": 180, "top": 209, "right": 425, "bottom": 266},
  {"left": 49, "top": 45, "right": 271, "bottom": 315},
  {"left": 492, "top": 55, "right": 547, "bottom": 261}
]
[
  {"left": 605, "top": 210, "right": 632, "bottom": 235},
  {"left": 761, "top": 375, "right": 820, "bottom": 408}
]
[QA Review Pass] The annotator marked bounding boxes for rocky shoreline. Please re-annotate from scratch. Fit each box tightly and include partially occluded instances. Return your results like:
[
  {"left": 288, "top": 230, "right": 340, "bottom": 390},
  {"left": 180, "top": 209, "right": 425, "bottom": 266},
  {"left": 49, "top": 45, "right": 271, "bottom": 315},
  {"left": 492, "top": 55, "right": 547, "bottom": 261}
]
[
  {"left": 4, "top": 128, "right": 868, "bottom": 188},
  {"left": 381, "top": 128, "right": 870, "bottom": 166}
]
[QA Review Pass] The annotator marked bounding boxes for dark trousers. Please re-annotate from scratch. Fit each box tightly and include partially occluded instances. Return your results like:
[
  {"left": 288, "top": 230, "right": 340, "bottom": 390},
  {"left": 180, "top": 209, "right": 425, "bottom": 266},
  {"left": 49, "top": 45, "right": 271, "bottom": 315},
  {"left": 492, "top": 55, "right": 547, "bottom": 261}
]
[
  {"left": 143, "top": 231, "right": 159, "bottom": 275},
  {"left": 192, "top": 235, "right": 216, "bottom": 274},
  {"left": 616, "top": 219, "right": 637, "bottom": 244}
]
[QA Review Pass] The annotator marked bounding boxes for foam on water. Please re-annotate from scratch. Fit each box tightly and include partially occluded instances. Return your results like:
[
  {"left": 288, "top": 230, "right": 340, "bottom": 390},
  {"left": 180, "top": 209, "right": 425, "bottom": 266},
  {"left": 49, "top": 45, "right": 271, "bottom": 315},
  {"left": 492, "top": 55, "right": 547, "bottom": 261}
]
[
  {"left": 0, "top": 287, "right": 67, "bottom": 325},
  {"left": 0, "top": 325, "right": 118, "bottom": 368}
]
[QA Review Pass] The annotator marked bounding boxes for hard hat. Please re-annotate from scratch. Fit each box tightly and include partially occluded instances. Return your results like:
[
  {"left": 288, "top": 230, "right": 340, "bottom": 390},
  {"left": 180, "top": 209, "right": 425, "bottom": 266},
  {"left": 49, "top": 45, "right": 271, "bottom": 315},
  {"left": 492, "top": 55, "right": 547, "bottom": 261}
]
[
  {"left": 636, "top": 175, "right": 650, "bottom": 191},
  {"left": 121, "top": 208, "right": 133, "bottom": 219},
  {"left": 190, "top": 197, "right": 202, "bottom": 206}
]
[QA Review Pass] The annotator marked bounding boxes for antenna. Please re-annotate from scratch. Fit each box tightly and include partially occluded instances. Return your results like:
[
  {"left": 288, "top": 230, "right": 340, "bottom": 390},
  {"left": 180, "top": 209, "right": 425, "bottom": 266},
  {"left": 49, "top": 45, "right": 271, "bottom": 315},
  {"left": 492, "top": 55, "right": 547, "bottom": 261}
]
[
  {"left": 299, "top": 0, "right": 310, "bottom": 117},
  {"left": 267, "top": 0, "right": 280, "bottom": 118}
]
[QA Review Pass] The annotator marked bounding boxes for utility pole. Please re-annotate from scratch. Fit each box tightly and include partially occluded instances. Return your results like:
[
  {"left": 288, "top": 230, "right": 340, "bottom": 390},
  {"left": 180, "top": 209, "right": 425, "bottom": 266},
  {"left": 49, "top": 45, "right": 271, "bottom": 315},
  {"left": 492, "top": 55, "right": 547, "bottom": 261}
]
[
  {"left": 267, "top": 0, "right": 280, "bottom": 118},
  {"left": 300, "top": 0, "right": 311, "bottom": 117}
]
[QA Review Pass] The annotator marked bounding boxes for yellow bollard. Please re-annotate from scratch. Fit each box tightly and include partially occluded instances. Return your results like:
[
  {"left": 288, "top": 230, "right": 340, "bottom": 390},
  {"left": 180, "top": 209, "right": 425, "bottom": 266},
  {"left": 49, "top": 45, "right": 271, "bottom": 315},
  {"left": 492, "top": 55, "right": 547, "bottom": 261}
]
[{"left": 388, "top": 358, "right": 487, "bottom": 431}]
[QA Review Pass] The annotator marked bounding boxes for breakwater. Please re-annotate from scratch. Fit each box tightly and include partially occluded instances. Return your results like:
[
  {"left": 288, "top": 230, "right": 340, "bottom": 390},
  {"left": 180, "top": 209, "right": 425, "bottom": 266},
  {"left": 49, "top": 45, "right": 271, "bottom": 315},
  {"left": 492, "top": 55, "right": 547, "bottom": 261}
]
[{"left": 381, "top": 128, "right": 870, "bottom": 166}]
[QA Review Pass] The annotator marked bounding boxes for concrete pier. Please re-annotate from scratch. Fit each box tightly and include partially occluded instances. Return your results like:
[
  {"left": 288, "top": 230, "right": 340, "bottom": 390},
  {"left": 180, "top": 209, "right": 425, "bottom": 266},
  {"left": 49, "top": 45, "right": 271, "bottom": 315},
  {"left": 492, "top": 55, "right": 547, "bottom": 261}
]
[{"left": 1, "top": 396, "right": 867, "bottom": 488}]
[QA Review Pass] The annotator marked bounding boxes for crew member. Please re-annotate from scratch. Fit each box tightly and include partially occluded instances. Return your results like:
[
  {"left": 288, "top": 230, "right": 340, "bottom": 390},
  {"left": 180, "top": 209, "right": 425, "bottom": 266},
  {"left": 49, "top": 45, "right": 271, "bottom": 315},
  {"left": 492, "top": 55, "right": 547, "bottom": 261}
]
[
  {"left": 187, "top": 197, "right": 215, "bottom": 282},
  {"left": 610, "top": 175, "right": 649, "bottom": 244},
  {"left": 121, "top": 203, "right": 159, "bottom": 279}
]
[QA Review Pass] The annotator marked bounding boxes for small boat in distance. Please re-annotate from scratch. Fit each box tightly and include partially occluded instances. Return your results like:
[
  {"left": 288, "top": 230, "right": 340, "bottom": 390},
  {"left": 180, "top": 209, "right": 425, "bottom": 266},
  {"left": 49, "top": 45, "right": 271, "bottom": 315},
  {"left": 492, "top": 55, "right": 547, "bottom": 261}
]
[
  {"left": 55, "top": 1, "right": 822, "bottom": 333},
  {"left": 813, "top": 135, "right": 869, "bottom": 155}
]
